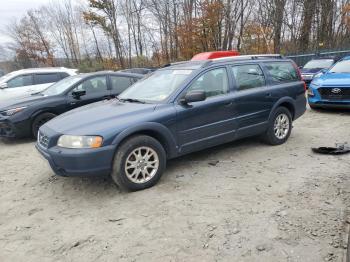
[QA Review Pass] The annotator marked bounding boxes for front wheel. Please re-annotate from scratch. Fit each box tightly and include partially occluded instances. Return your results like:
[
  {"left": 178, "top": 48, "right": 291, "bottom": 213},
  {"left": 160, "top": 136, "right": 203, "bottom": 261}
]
[
  {"left": 32, "top": 113, "right": 57, "bottom": 138},
  {"left": 262, "top": 107, "right": 292, "bottom": 145},
  {"left": 111, "top": 135, "right": 166, "bottom": 191}
]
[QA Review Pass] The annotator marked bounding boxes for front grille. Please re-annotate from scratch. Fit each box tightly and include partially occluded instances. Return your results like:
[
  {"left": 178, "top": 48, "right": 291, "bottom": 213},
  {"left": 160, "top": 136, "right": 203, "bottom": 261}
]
[
  {"left": 38, "top": 131, "right": 49, "bottom": 148},
  {"left": 318, "top": 87, "right": 350, "bottom": 100}
]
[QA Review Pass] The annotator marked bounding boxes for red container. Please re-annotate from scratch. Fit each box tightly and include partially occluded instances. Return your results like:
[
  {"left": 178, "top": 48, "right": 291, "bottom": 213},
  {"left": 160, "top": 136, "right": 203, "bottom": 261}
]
[{"left": 191, "top": 50, "right": 240, "bottom": 61}]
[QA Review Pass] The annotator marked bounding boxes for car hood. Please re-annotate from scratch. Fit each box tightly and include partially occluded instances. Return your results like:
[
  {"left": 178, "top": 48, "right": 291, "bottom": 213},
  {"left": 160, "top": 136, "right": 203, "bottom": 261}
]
[
  {"left": 44, "top": 99, "right": 158, "bottom": 135},
  {"left": 312, "top": 73, "right": 350, "bottom": 87},
  {"left": 300, "top": 68, "right": 324, "bottom": 74},
  {"left": 0, "top": 94, "right": 48, "bottom": 111}
]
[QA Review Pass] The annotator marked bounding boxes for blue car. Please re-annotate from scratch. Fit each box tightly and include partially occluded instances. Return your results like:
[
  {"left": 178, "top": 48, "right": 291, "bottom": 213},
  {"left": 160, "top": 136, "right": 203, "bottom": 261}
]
[
  {"left": 36, "top": 54, "right": 306, "bottom": 191},
  {"left": 308, "top": 56, "right": 350, "bottom": 109}
]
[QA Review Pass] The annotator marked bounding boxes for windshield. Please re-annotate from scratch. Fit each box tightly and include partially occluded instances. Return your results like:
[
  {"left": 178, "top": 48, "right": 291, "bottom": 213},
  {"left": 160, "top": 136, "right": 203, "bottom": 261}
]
[
  {"left": 0, "top": 72, "right": 17, "bottom": 83},
  {"left": 119, "top": 69, "right": 192, "bottom": 102},
  {"left": 303, "top": 59, "right": 334, "bottom": 69},
  {"left": 329, "top": 60, "right": 350, "bottom": 74},
  {"left": 41, "top": 75, "right": 84, "bottom": 96}
]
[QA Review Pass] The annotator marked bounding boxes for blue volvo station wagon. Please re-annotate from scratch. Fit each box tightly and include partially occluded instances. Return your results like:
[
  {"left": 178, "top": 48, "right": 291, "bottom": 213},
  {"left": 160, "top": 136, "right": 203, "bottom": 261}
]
[
  {"left": 37, "top": 54, "right": 306, "bottom": 191},
  {"left": 308, "top": 56, "right": 350, "bottom": 109}
]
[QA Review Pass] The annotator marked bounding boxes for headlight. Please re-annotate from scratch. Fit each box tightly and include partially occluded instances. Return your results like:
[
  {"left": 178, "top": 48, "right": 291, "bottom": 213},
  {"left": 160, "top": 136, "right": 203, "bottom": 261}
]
[
  {"left": 314, "top": 72, "right": 323, "bottom": 79},
  {"left": 307, "top": 88, "right": 314, "bottom": 96},
  {"left": 1, "top": 106, "right": 27, "bottom": 116},
  {"left": 57, "top": 135, "right": 103, "bottom": 149}
]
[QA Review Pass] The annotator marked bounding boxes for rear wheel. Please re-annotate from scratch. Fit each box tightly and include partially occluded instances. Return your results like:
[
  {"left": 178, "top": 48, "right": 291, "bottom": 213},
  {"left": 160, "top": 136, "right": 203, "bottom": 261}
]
[
  {"left": 111, "top": 135, "right": 166, "bottom": 191},
  {"left": 32, "top": 113, "right": 57, "bottom": 138},
  {"left": 262, "top": 107, "right": 292, "bottom": 145}
]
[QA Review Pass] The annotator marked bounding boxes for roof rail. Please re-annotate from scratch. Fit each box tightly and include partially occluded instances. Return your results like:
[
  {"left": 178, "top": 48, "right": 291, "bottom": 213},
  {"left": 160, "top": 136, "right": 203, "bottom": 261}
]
[{"left": 212, "top": 54, "right": 284, "bottom": 62}]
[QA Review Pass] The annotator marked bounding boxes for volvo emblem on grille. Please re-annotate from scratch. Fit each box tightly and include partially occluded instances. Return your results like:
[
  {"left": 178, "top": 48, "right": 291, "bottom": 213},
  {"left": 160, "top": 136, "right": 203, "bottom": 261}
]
[{"left": 331, "top": 88, "right": 341, "bottom": 94}]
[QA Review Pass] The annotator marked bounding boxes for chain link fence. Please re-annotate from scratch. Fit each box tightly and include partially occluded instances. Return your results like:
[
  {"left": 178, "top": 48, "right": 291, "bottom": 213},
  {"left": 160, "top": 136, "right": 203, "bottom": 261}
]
[{"left": 286, "top": 48, "right": 350, "bottom": 66}]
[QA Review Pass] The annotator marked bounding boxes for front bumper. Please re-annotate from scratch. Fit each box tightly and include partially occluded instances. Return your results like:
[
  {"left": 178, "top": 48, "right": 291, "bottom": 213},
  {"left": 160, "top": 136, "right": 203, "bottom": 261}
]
[
  {"left": 36, "top": 142, "right": 116, "bottom": 177},
  {"left": 0, "top": 117, "right": 32, "bottom": 138},
  {"left": 308, "top": 86, "right": 350, "bottom": 109}
]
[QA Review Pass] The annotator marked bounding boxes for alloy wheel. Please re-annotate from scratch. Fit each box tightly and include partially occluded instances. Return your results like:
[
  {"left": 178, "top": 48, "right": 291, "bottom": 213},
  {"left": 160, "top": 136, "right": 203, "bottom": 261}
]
[
  {"left": 274, "top": 113, "right": 290, "bottom": 140},
  {"left": 125, "top": 146, "right": 160, "bottom": 184}
]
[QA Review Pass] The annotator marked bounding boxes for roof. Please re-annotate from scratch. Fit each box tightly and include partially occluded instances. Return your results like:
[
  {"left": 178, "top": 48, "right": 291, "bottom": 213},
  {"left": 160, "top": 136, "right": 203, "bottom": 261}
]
[
  {"left": 15, "top": 67, "right": 77, "bottom": 73},
  {"left": 81, "top": 71, "right": 144, "bottom": 78},
  {"left": 163, "top": 54, "right": 289, "bottom": 71}
]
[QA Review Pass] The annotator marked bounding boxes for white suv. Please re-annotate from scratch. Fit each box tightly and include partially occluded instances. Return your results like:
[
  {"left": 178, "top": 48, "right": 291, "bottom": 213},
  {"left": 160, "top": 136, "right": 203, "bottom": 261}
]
[{"left": 0, "top": 67, "right": 77, "bottom": 102}]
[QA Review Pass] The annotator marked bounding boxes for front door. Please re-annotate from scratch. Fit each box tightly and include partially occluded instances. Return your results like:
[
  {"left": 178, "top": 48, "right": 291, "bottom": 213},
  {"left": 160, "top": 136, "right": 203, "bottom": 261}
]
[
  {"left": 175, "top": 67, "right": 237, "bottom": 154},
  {"left": 66, "top": 75, "right": 110, "bottom": 110},
  {"left": 1, "top": 74, "right": 34, "bottom": 99}
]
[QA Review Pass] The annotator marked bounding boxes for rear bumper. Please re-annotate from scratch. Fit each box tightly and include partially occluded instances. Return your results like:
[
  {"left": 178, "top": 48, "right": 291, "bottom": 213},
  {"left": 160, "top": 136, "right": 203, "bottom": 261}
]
[{"left": 36, "top": 143, "right": 115, "bottom": 177}]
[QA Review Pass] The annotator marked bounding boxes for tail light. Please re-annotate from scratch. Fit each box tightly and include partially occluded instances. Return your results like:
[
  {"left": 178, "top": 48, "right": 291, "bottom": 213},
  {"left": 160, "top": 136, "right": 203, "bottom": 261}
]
[{"left": 291, "top": 61, "right": 307, "bottom": 91}]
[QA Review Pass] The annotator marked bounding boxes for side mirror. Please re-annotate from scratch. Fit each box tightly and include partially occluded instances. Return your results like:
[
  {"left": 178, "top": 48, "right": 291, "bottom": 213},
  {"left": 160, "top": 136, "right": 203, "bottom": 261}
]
[
  {"left": 298, "top": 66, "right": 303, "bottom": 69},
  {"left": 181, "top": 90, "right": 206, "bottom": 104},
  {"left": 72, "top": 90, "right": 86, "bottom": 99},
  {"left": 0, "top": 83, "right": 8, "bottom": 89}
]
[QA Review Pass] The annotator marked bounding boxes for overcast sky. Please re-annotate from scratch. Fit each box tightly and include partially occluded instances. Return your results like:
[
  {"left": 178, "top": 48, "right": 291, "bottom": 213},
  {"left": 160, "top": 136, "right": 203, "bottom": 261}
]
[{"left": 0, "top": 0, "right": 51, "bottom": 44}]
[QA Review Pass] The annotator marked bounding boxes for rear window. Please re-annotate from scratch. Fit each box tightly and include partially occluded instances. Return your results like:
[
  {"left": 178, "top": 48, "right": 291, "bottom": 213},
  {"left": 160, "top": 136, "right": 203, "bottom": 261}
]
[
  {"left": 265, "top": 62, "right": 299, "bottom": 83},
  {"left": 34, "top": 73, "right": 59, "bottom": 85}
]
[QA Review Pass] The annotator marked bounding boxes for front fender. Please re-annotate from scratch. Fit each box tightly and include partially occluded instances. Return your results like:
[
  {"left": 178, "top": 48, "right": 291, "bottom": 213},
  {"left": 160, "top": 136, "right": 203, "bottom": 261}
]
[{"left": 111, "top": 122, "right": 178, "bottom": 159}]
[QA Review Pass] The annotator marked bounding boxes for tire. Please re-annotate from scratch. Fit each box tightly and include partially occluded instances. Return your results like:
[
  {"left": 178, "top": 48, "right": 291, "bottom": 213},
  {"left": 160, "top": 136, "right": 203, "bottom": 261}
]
[
  {"left": 32, "top": 113, "right": 57, "bottom": 138},
  {"left": 261, "top": 107, "right": 292, "bottom": 145},
  {"left": 111, "top": 135, "right": 166, "bottom": 191}
]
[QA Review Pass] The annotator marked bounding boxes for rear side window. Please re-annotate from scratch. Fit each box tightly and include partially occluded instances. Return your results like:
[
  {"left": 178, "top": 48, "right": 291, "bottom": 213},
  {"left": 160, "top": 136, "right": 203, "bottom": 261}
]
[
  {"left": 7, "top": 75, "right": 33, "bottom": 88},
  {"left": 110, "top": 76, "right": 135, "bottom": 94},
  {"left": 231, "top": 64, "right": 265, "bottom": 91},
  {"left": 34, "top": 73, "right": 59, "bottom": 85},
  {"left": 59, "top": 72, "right": 70, "bottom": 80},
  {"left": 265, "top": 62, "right": 298, "bottom": 83}
]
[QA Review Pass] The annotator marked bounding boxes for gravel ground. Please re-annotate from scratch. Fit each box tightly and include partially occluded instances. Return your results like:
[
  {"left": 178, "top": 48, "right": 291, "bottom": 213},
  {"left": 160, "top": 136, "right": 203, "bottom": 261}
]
[{"left": 0, "top": 108, "right": 349, "bottom": 262}]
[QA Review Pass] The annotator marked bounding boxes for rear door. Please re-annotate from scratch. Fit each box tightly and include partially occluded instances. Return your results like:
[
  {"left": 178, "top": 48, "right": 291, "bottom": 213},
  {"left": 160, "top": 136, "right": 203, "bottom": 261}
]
[
  {"left": 66, "top": 75, "right": 110, "bottom": 110},
  {"left": 109, "top": 75, "right": 138, "bottom": 97},
  {"left": 230, "top": 63, "right": 273, "bottom": 137}
]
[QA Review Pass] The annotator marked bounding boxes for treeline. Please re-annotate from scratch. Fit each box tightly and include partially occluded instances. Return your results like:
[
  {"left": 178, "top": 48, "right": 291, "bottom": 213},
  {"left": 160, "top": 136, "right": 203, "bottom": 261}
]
[{"left": 4, "top": 0, "right": 350, "bottom": 71}]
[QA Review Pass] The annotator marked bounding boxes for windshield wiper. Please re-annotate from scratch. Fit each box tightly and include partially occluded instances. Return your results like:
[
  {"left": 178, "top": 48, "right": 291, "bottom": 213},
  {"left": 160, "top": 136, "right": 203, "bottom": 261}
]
[{"left": 119, "top": 98, "right": 146, "bottom": 104}]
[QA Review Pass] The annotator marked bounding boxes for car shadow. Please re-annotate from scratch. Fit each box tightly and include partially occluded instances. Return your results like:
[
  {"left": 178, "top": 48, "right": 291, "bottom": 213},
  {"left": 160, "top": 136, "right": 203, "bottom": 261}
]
[
  {"left": 46, "top": 136, "right": 263, "bottom": 198},
  {"left": 0, "top": 137, "right": 35, "bottom": 145},
  {"left": 309, "top": 107, "right": 350, "bottom": 115}
]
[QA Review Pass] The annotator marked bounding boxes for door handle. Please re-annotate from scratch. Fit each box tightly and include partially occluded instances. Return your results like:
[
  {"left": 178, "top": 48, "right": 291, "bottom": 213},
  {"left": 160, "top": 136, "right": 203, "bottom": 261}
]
[{"left": 224, "top": 101, "right": 233, "bottom": 107}]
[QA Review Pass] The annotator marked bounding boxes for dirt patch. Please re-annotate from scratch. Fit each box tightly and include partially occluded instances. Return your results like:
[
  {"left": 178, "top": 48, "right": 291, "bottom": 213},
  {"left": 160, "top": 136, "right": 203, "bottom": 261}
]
[{"left": 0, "top": 108, "right": 349, "bottom": 261}]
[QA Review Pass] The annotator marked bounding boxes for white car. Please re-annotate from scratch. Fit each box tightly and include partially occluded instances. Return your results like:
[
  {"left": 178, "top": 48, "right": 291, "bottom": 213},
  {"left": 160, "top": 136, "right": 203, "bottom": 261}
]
[{"left": 0, "top": 67, "right": 77, "bottom": 102}]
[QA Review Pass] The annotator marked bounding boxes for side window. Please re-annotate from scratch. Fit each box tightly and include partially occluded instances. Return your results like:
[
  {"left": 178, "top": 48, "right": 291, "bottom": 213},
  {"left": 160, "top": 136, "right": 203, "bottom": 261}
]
[
  {"left": 34, "top": 73, "right": 59, "bottom": 85},
  {"left": 187, "top": 68, "right": 229, "bottom": 98},
  {"left": 7, "top": 75, "right": 33, "bottom": 88},
  {"left": 264, "top": 62, "right": 298, "bottom": 83},
  {"left": 110, "top": 76, "right": 135, "bottom": 94},
  {"left": 59, "top": 72, "right": 70, "bottom": 80},
  {"left": 73, "top": 76, "right": 107, "bottom": 95},
  {"left": 231, "top": 64, "right": 265, "bottom": 91}
]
